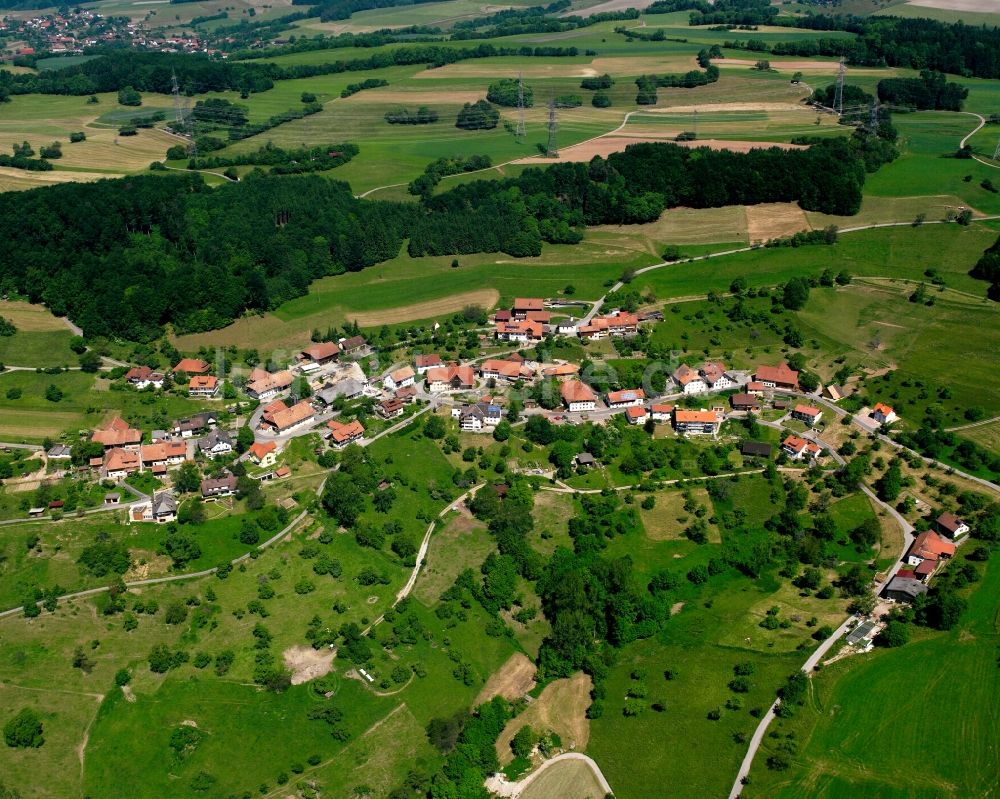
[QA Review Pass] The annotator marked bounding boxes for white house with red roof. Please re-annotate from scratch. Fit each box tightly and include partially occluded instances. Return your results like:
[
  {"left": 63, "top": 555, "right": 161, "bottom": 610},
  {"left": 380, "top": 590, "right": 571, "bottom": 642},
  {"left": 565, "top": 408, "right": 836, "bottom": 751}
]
[
  {"left": 625, "top": 406, "right": 648, "bottom": 425},
  {"left": 781, "top": 435, "right": 822, "bottom": 460},
  {"left": 383, "top": 366, "right": 416, "bottom": 391},
  {"left": 606, "top": 389, "right": 645, "bottom": 409},
  {"left": 754, "top": 362, "right": 799, "bottom": 390},
  {"left": 870, "top": 403, "right": 897, "bottom": 425},
  {"left": 791, "top": 404, "right": 823, "bottom": 426},
  {"left": 560, "top": 380, "right": 597, "bottom": 412}
]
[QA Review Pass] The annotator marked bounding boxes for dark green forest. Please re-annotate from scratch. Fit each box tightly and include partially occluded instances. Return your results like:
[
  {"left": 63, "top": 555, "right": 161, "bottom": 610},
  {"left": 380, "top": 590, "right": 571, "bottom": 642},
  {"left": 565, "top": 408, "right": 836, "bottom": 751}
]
[{"left": 0, "top": 138, "right": 870, "bottom": 341}]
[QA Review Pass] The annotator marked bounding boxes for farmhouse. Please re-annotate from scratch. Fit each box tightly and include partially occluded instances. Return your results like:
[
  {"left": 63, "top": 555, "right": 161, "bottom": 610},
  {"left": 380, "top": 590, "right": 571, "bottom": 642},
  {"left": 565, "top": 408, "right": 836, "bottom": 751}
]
[
  {"left": 673, "top": 364, "right": 707, "bottom": 394},
  {"left": 791, "top": 404, "right": 823, "bottom": 425},
  {"left": 700, "top": 362, "right": 734, "bottom": 391},
  {"left": 542, "top": 363, "right": 579, "bottom": 380},
  {"left": 425, "top": 365, "right": 475, "bottom": 392},
  {"left": 906, "top": 531, "right": 956, "bottom": 566},
  {"left": 414, "top": 353, "right": 443, "bottom": 374},
  {"left": 578, "top": 311, "right": 639, "bottom": 340},
  {"left": 560, "top": 380, "right": 597, "bottom": 412},
  {"left": 174, "top": 412, "right": 217, "bottom": 438},
  {"left": 395, "top": 385, "right": 418, "bottom": 404},
  {"left": 383, "top": 366, "right": 416, "bottom": 391},
  {"left": 124, "top": 365, "right": 165, "bottom": 390},
  {"left": 245, "top": 370, "right": 294, "bottom": 401},
  {"left": 884, "top": 575, "right": 929, "bottom": 603},
  {"left": 201, "top": 474, "right": 237, "bottom": 499},
  {"left": 512, "top": 298, "right": 544, "bottom": 319},
  {"left": 936, "top": 511, "right": 970, "bottom": 539},
  {"left": 315, "top": 379, "right": 365, "bottom": 406},
  {"left": 188, "top": 375, "right": 219, "bottom": 398},
  {"left": 103, "top": 447, "right": 141, "bottom": 480},
  {"left": 754, "top": 362, "right": 799, "bottom": 390},
  {"left": 247, "top": 441, "right": 278, "bottom": 468},
  {"left": 625, "top": 406, "right": 648, "bottom": 425},
  {"left": 173, "top": 358, "right": 210, "bottom": 376},
  {"left": 781, "top": 435, "right": 822, "bottom": 460},
  {"left": 673, "top": 409, "right": 721, "bottom": 435},
  {"left": 301, "top": 341, "right": 339, "bottom": 365},
  {"left": 197, "top": 429, "right": 233, "bottom": 459},
  {"left": 261, "top": 400, "right": 314, "bottom": 434},
  {"left": 139, "top": 441, "right": 186, "bottom": 470},
  {"left": 377, "top": 397, "right": 405, "bottom": 419},
  {"left": 480, "top": 359, "right": 533, "bottom": 383},
  {"left": 496, "top": 319, "right": 545, "bottom": 343},
  {"left": 454, "top": 402, "right": 503, "bottom": 431},
  {"left": 745, "top": 381, "right": 768, "bottom": 396},
  {"left": 91, "top": 416, "right": 142, "bottom": 449},
  {"left": 339, "top": 336, "right": 369, "bottom": 359},
  {"left": 730, "top": 393, "right": 760, "bottom": 412},
  {"left": 870, "top": 403, "right": 897, "bottom": 425},
  {"left": 650, "top": 403, "right": 674, "bottom": 422},
  {"left": 327, "top": 418, "right": 365, "bottom": 447},
  {"left": 606, "top": 389, "right": 645, "bottom": 409}
]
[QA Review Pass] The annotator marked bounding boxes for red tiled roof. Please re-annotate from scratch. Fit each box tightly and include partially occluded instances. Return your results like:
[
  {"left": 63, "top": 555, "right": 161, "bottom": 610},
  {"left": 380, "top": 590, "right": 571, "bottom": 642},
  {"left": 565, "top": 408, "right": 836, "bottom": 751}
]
[
  {"left": 249, "top": 441, "right": 276, "bottom": 461},
  {"left": 626, "top": 406, "right": 647, "bottom": 420},
  {"left": 560, "top": 380, "right": 596, "bottom": 404},
  {"left": 302, "top": 342, "right": 339, "bottom": 361},
  {"left": 793, "top": 404, "right": 821, "bottom": 417},
  {"left": 910, "top": 531, "right": 956, "bottom": 559},
  {"left": 415, "top": 354, "right": 442, "bottom": 368},
  {"left": 755, "top": 362, "right": 799, "bottom": 386},
  {"left": 675, "top": 410, "right": 718, "bottom": 424},
  {"left": 513, "top": 297, "right": 544, "bottom": 311},
  {"left": 328, "top": 418, "right": 365, "bottom": 444},
  {"left": 189, "top": 375, "right": 218, "bottom": 391},
  {"left": 173, "top": 358, "right": 210, "bottom": 375},
  {"left": 607, "top": 388, "right": 645, "bottom": 404}
]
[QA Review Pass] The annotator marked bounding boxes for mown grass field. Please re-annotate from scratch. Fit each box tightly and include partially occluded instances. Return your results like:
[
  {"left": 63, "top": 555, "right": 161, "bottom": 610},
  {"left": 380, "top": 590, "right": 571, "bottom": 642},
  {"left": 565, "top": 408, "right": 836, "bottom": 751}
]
[
  {"left": 745, "top": 553, "right": 1000, "bottom": 799},
  {"left": 0, "top": 301, "right": 76, "bottom": 368}
]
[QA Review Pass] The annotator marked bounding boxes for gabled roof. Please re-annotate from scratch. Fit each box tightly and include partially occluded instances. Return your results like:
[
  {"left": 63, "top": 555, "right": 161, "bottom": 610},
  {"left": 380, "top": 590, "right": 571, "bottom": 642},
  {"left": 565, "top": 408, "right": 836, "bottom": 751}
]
[
  {"left": 873, "top": 402, "right": 894, "bottom": 417},
  {"left": 936, "top": 511, "right": 966, "bottom": 534},
  {"left": 560, "top": 380, "right": 597, "bottom": 404},
  {"left": 675, "top": 410, "right": 719, "bottom": 424},
  {"left": 793, "top": 404, "right": 821, "bottom": 417},
  {"left": 247, "top": 369, "right": 294, "bottom": 396},
  {"left": 340, "top": 335, "right": 367, "bottom": 351},
  {"left": 886, "top": 575, "right": 928, "bottom": 599},
  {"left": 741, "top": 441, "right": 772, "bottom": 457},
  {"left": 328, "top": 418, "right": 365, "bottom": 444},
  {"left": 389, "top": 366, "right": 415, "bottom": 383},
  {"left": 198, "top": 429, "right": 233, "bottom": 451},
  {"left": 730, "top": 393, "right": 759, "bottom": 407},
  {"left": 152, "top": 492, "right": 177, "bottom": 515},
  {"left": 302, "top": 341, "right": 339, "bottom": 361},
  {"left": 607, "top": 389, "right": 645, "bottom": 404},
  {"left": 189, "top": 375, "right": 218, "bottom": 391},
  {"left": 542, "top": 364, "right": 579, "bottom": 377},
  {"left": 248, "top": 441, "right": 277, "bottom": 461},
  {"left": 673, "top": 364, "right": 704, "bottom": 386},
  {"left": 513, "top": 297, "right": 544, "bottom": 311},
  {"left": 173, "top": 357, "right": 210, "bottom": 375},
  {"left": 755, "top": 362, "right": 799, "bottom": 385},
  {"left": 269, "top": 400, "right": 314, "bottom": 432},
  {"left": 92, "top": 417, "right": 142, "bottom": 447},
  {"left": 782, "top": 435, "right": 820, "bottom": 455},
  {"left": 415, "top": 353, "right": 442, "bottom": 368},
  {"left": 104, "top": 447, "right": 140, "bottom": 472},
  {"left": 909, "top": 531, "right": 956, "bottom": 559},
  {"left": 625, "top": 406, "right": 647, "bottom": 420},
  {"left": 481, "top": 359, "right": 524, "bottom": 380},
  {"left": 700, "top": 361, "right": 727, "bottom": 385},
  {"left": 650, "top": 403, "right": 675, "bottom": 414},
  {"left": 140, "top": 441, "right": 186, "bottom": 463}
]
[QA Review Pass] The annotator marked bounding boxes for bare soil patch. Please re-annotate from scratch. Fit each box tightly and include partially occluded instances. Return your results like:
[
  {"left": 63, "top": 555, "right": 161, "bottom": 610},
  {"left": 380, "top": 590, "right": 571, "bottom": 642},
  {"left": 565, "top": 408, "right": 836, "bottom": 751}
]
[
  {"left": 745, "top": 202, "right": 811, "bottom": 243},
  {"left": 475, "top": 653, "right": 537, "bottom": 707},
  {"left": 283, "top": 645, "right": 335, "bottom": 685},
  {"left": 496, "top": 672, "right": 592, "bottom": 764},
  {"left": 516, "top": 136, "right": 804, "bottom": 164}
]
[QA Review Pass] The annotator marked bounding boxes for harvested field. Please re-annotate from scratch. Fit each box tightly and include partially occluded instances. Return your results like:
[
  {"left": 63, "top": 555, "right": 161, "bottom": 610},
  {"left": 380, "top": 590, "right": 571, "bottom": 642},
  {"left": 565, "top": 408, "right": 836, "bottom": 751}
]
[
  {"left": 649, "top": 102, "right": 808, "bottom": 114},
  {"left": 0, "top": 301, "right": 68, "bottom": 332},
  {"left": 495, "top": 672, "right": 592, "bottom": 764},
  {"left": 515, "top": 136, "right": 804, "bottom": 164},
  {"left": 590, "top": 204, "right": 748, "bottom": 248},
  {"left": 518, "top": 758, "right": 609, "bottom": 799},
  {"left": 341, "top": 89, "right": 483, "bottom": 104},
  {"left": 905, "top": 0, "right": 997, "bottom": 10},
  {"left": 0, "top": 166, "right": 109, "bottom": 191},
  {"left": 283, "top": 645, "right": 335, "bottom": 685},
  {"left": 0, "top": 408, "right": 83, "bottom": 440},
  {"left": 413, "top": 54, "right": 696, "bottom": 80},
  {"left": 745, "top": 202, "right": 811, "bottom": 243},
  {"left": 172, "top": 288, "right": 501, "bottom": 351},
  {"left": 475, "top": 653, "right": 537, "bottom": 707},
  {"left": 718, "top": 58, "right": 845, "bottom": 71}
]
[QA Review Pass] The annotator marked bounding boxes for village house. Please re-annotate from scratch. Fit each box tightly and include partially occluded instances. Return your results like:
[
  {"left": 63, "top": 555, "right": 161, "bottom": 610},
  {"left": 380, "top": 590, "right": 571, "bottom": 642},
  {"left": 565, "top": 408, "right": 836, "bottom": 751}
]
[
  {"left": 560, "top": 380, "right": 597, "bottom": 412},
  {"left": 452, "top": 402, "right": 503, "bottom": 432},
  {"left": 606, "top": 389, "right": 645, "bottom": 409},
  {"left": 327, "top": 419, "right": 365, "bottom": 448},
  {"left": 245, "top": 370, "right": 294, "bottom": 401},
  {"left": 131, "top": 492, "right": 178, "bottom": 524},
  {"left": 172, "top": 357, "right": 211, "bottom": 376},
  {"left": 46, "top": 444, "right": 72, "bottom": 460},
  {"left": 936, "top": 511, "right": 970, "bottom": 539},
  {"left": 197, "top": 429, "right": 233, "bottom": 459},
  {"left": 781, "top": 435, "right": 822, "bottom": 461},
  {"left": 315, "top": 378, "right": 365, "bottom": 406},
  {"left": 825, "top": 384, "right": 849, "bottom": 402},
  {"left": 414, "top": 353, "right": 443, "bottom": 374},
  {"left": 625, "top": 406, "right": 648, "bottom": 426},
  {"left": 650, "top": 403, "right": 674, "bottom": 422},
  {"left": 754, "top": 362, "right": 799, "bottom": 390},
  {"left": 103, "top": 447, "right": 141, "bottom": 480},
  {"left": 425, "top": 365, "right": 476, "bottom": 393},
  {"left": 124, "top": 365, "right": 165, "bottom": 390},
  {"left": 673, "top": 364, "right": 708, "bottom": 394},
  {"left": 261, "top": 400, "right": 314, "bottom": 435},
  {"left": 139, "top": 441, "right": 186, "bottom": 471},
  {"left": 884, "top": 574, "right": 929, "bottom": 603},
  {"left": 188, "top": 375, "right": 219, "bottom": 398},
  {"left": 745, "top": 381, "right": 768, "bottom": 396},
  {"left": 673, "top": 409, "right": 721, "bottom": 435},
  {"left": 174, "top": 411, "right": 217, "bottom": 438},
  {"left": 700, "top": 362, "right": 735, "bottom": 392},
  {"left": 542, "top": 363, "right": 579, "bottom": 380},
  {"left": 575, "top": 452, "right": 597, "bottom": 468},
  {"left": 791, "top": 404, "right": 823, "bottom": 426},
  {"left": 395, "top": 385, "right": 418, "bottom": 404},
  {"left": 91, "top": 416, "right": 142, "bottom": 450},
  {"left": 383, "top": 365, "right": 416, "bottom": 391},
  {"left": 495, "top": 319, "right": 545, "bottom": 343},
  {"left": 201, "top": 473, "right": 237, "bottom": 499},
  {"left": 301, "top": 341, "right": 339, "bottom": 365},
  {"left": 247, "top": 441, "right": 278, "bottom": 468},
  {"left": 577, "top": 311, "right": 639, "bottom": 340},
  {"left": 871, "top": 403, "right": 898, "bottom": 425},
  {"left": 730, "top": 393, "right": 760, "bottom": 412},
  {"left": 906, "top": 531, "right": 956, "bottom": 567},
  {"left": 480, "top": 359, "right": 533, "bottom": 383},
  {"left": 377, "top": 397, "right": 405, "bottom": 419}
]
